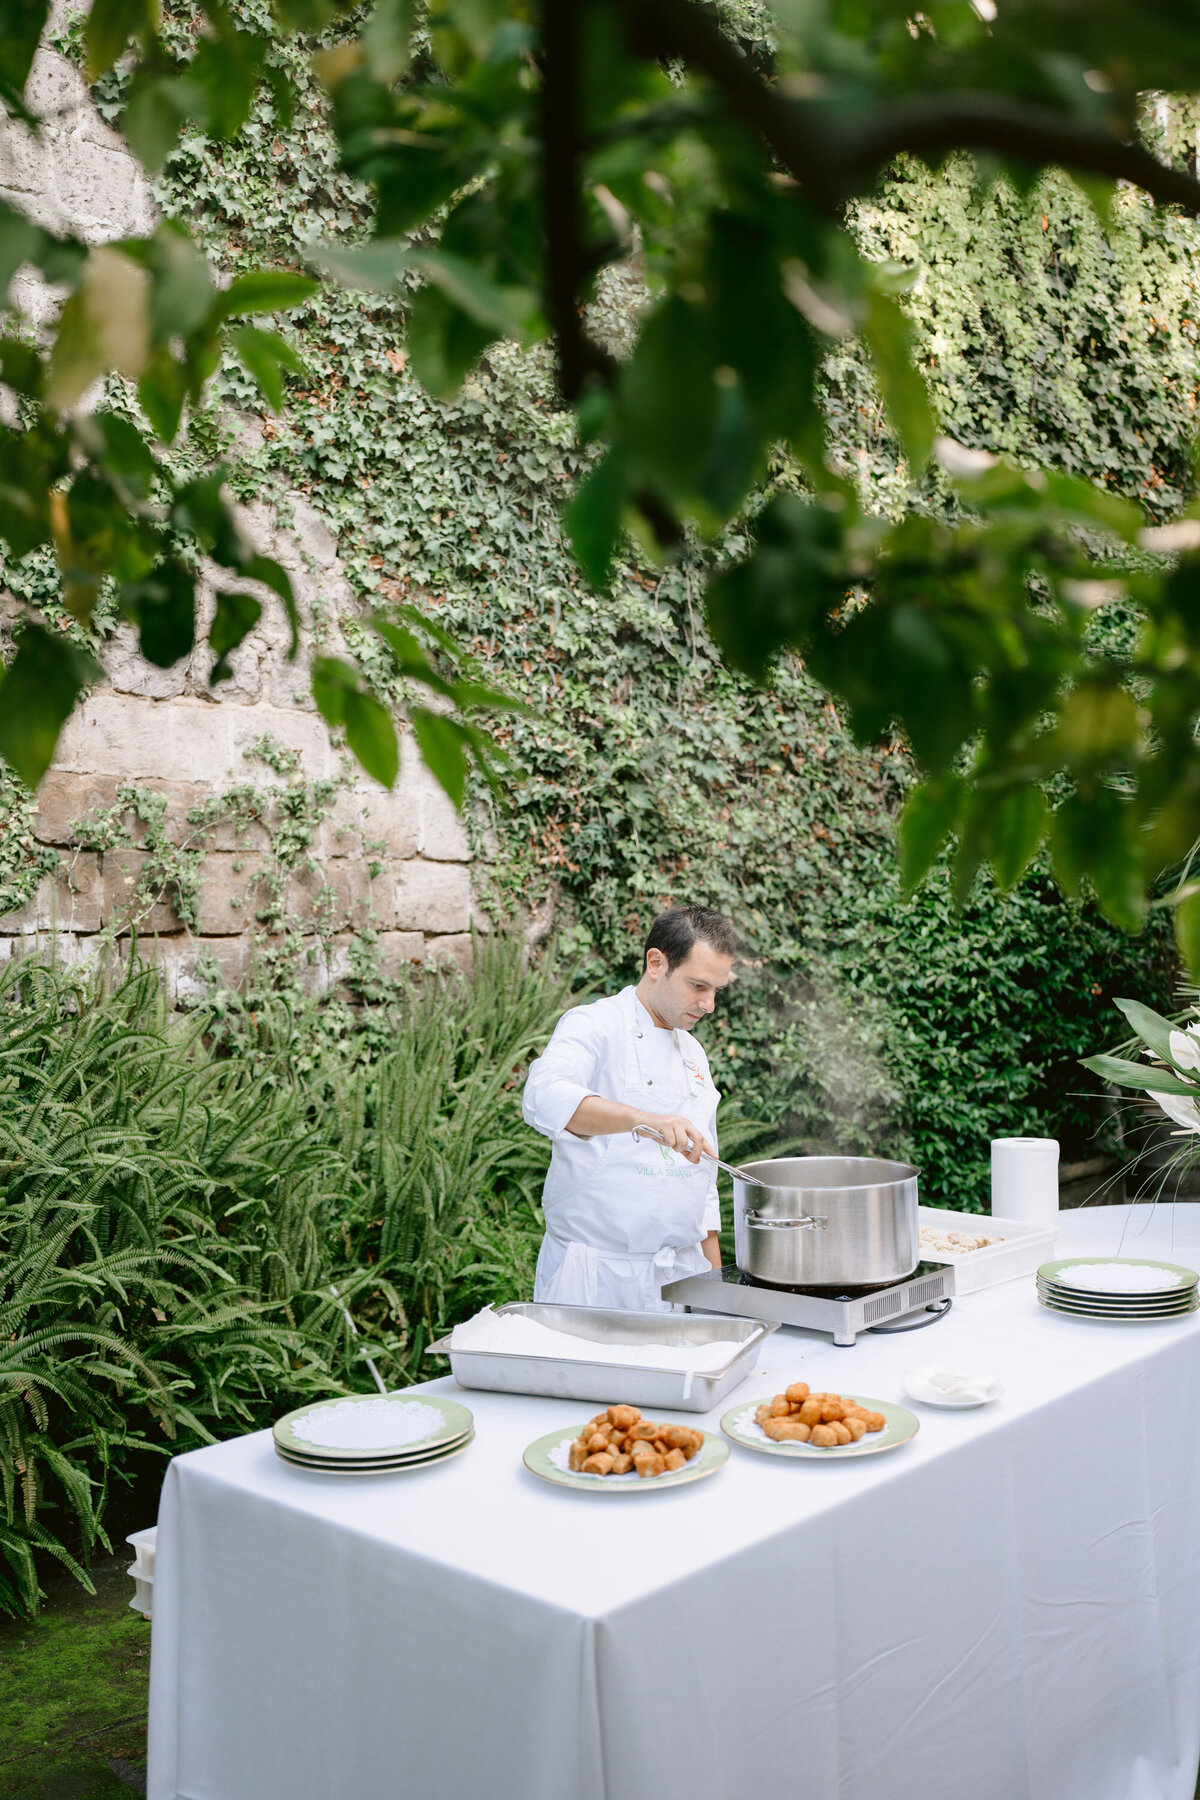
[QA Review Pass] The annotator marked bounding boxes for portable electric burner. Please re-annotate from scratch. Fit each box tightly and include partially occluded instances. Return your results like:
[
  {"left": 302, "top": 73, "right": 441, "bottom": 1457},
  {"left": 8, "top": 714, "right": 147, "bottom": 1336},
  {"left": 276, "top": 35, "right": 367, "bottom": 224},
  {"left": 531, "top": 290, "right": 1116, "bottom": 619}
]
[{"left": 660, "top": 1261, "right": 955, "bottom": 1347}]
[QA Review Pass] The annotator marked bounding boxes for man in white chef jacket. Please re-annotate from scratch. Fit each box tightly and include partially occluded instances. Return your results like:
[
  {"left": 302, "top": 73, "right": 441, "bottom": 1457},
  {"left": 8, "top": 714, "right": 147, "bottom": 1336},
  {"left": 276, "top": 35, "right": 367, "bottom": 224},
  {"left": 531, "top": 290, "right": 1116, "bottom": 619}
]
[{"left": 522, "top": 904, "right": 734, "bottom": 1311}]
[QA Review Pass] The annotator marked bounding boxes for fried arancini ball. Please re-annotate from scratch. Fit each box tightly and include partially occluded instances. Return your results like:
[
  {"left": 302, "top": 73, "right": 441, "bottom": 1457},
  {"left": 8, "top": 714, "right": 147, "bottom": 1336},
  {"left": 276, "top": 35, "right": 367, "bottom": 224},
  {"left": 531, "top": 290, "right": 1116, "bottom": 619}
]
[
  {"left": 763, "top": 1418, "right": 812, "bottom": 1442},
  {"left": 608, "top": 1404, "right": 640, "bottom": 1431},
  {"left": 755, "top": 1402, "right": 773, "bottom": 1426},
  {"left": 858, "top": 1410, "right": 886, "bottom": 1432},
  {"left": 827, "top": 1422, "right": 852, "bottom": 1445},
  {"left": 818, "top": 1399, "right": 845, "bottom": 1423},
  {"left": 583, "top": 1451, "right": 615, "bottom": 1474},
  {"left": 785, "top": 1382, "right": 810, "bottom": 1405},
  {"left": 569, "top": 1440, "right": 589, "bottom": 1471},
  {"left": 768, "top": 1395, "right": 791, "bottom": 1418},
  {"left": 809, "top": 1425, "right": 839, "bottom": 1447},
  {"left": 797, "top": 1399, "right": 823, "bottom": 1426},
  {"left": 843, "top": 1416, "right": 867, "bottom": 1441}
]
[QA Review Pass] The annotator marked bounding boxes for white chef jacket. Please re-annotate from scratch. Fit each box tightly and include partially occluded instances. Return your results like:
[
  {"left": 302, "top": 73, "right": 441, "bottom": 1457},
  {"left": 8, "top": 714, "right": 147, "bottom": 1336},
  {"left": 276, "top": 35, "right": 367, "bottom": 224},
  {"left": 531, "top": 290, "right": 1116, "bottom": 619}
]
[{"left": 522, "top": 985, "right": 721, "bottom": 1311}]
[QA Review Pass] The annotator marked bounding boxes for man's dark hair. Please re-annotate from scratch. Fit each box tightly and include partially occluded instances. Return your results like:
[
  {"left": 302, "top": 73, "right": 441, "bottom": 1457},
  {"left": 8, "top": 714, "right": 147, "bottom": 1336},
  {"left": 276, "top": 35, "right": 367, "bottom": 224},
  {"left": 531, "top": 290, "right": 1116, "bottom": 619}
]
[{"left": 643, "top": 905, "right": 737, "bottom": 973}]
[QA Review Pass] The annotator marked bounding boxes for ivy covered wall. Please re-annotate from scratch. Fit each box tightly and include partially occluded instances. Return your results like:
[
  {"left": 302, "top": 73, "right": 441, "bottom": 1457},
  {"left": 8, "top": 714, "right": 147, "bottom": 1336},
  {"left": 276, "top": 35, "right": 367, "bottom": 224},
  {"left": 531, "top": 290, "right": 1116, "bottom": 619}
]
[{"left": 3, "top": 11, "right": 1194, "bottom": 1201}]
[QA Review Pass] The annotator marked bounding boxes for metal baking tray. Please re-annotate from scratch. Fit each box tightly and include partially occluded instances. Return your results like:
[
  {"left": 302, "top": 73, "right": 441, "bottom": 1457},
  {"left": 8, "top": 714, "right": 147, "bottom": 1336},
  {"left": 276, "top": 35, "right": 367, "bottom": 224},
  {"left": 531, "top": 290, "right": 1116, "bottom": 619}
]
[{"left": 426, "top": 1302, "right": 776, "bottom": 1413}]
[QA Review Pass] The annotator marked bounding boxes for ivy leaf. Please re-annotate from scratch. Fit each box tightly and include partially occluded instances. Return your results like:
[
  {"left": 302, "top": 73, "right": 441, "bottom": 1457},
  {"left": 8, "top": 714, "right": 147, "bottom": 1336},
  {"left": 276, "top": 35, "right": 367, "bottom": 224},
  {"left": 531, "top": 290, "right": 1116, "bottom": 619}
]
[
  {"left": 229, "top": 325, "right": 306, "bottom": 413},
  {"left": 217, "top": 270, "right": 318, "bottom": 319},
  {"left": 311, "top": 655, "right": 399, "bottom": 787},
  {"left": 564, "top": 445, "right": 625, "bottom": 591},
  {"left": 410, "top": 705, "right": 467, "bottom": 809},
  {"left": 861, "top": 290, "right": 936, "bottom": 472},
  {"left": 0, "top": 619, "right": 101, "bottom": 790},
  {"left": 0, "top": 199, "right": 46, "bottom": 299},
  {"left": 897, "top": 776, "right": 962, "bottom": 896}
]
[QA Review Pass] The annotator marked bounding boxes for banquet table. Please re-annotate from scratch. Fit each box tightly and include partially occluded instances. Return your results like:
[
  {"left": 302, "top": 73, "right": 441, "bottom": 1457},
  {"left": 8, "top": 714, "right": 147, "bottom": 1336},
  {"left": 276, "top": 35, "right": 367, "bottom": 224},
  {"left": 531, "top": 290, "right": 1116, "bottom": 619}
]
[{"left": 147, "top": 1203, "right": 1200, "bottom": 1800}]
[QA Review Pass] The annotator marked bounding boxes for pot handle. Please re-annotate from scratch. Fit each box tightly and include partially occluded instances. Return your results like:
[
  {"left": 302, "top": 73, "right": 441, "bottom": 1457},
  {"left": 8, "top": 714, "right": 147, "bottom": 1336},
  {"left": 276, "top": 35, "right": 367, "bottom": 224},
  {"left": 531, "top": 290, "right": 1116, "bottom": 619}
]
[{"left": 744, "top": 1209, "right": 828, "bottom": 1231}]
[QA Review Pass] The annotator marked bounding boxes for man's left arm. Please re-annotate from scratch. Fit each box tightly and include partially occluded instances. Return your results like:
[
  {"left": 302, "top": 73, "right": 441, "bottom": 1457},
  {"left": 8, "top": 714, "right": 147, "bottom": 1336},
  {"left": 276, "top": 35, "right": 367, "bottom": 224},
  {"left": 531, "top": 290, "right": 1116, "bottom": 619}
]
[{"left": 700, "top": 1084, "right": 722, "bottom": 1268}]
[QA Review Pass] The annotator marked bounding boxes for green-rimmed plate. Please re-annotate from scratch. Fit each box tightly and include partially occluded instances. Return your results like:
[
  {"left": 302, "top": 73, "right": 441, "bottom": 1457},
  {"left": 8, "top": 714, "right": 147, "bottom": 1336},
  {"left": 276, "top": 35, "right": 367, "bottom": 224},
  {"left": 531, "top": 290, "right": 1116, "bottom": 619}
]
[
  {"left": 274, "top": 1393, "right": 473, "bottom": 1462},
  {"left": 523, "top": 1426, "right": 728, "bottom": 1493},
  {"left": 721, "top": 1395, "right": 919, "bottom": 1460},
  {"left": 275, "top": 1432, "right": 474, "bottom": 1474},
  {"left": 1037, "top": 1295, "right": 1198, "bottom": 1324},
  {"left": 1037, "top": 1282, "right": 1197, "bottom": 1313},
  {"left": 1036, "top": 1256, "right": 1198, "bottom": 1298}
]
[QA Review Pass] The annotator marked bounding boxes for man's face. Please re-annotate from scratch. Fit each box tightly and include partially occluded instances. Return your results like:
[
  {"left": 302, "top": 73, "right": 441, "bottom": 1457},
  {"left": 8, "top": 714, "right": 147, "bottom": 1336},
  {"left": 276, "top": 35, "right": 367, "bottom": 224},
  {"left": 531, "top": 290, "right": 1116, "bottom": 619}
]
[{"left": 643, "top": 942, "right": 732, "bottom": 1031}]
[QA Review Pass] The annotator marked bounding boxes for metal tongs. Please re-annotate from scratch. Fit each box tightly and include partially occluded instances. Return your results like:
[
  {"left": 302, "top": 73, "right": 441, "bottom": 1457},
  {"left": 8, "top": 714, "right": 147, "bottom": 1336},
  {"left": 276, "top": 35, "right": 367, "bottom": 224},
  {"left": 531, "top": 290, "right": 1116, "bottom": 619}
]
[{"left": 632, "top": 1123, "right": 767, "bottom": 1187}]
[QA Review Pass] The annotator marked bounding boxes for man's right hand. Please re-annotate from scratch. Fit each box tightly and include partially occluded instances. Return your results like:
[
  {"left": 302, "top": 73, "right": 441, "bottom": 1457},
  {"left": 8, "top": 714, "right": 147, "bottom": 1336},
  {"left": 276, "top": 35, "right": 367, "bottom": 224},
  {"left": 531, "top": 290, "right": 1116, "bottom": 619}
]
[{"left": 633, "top": 1114, "right": 715, "bottom": 1166}]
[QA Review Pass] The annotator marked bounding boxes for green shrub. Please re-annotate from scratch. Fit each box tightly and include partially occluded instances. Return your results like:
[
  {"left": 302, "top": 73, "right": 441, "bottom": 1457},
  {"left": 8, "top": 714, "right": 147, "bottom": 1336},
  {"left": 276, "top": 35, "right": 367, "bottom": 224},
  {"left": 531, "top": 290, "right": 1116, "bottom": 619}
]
[{"left": 0, "top": 940, "right": 571, "bottom": 1616}]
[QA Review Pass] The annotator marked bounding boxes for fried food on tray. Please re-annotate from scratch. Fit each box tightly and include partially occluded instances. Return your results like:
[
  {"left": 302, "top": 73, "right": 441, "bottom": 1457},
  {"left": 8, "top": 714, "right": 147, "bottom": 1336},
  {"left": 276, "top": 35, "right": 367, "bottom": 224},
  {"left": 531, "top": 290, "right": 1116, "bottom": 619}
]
[
  {"left": 755, "top": 1384, "right": 886, "bottom": 1448},
  {"left": 569, "top": 1407, "right": 704, "bottom": 1478}
]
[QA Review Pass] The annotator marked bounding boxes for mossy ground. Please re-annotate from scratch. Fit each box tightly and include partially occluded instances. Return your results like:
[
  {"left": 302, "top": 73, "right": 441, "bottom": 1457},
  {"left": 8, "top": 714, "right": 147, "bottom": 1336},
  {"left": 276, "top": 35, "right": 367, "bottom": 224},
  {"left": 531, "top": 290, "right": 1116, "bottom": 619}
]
[{"left": 0, "top": 1559, "right": 149, "bottom": 1800}]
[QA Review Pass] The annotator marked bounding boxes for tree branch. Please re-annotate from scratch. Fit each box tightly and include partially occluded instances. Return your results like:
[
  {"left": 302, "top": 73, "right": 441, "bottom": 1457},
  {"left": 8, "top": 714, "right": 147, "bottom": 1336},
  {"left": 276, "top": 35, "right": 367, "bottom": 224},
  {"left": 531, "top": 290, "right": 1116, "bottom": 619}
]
[
  {"left": 838, "top": 94, "right": 1200, "bottom": 215},
  {"left": 619, "top": 0, "right": 1200, "bottom": 219},
  {"left": 540, "top": 0, "right": 615, "bottom": 401}
]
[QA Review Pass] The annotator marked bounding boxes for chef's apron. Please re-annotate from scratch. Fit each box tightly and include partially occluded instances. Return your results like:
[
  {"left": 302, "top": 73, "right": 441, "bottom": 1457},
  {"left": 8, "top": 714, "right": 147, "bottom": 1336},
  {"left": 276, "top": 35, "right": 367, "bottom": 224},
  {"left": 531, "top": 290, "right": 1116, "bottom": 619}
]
[{"left": 533, "top": 1004, "right": 713, "bottom": 1312}]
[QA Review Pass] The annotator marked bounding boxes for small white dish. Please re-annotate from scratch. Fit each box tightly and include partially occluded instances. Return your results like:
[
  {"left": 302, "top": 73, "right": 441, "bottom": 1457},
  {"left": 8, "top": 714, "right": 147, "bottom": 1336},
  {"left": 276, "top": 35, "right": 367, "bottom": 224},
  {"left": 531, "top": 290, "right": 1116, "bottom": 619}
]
[{"left": 902, "top": 1365, "right": 1004, "bottom": 1409}]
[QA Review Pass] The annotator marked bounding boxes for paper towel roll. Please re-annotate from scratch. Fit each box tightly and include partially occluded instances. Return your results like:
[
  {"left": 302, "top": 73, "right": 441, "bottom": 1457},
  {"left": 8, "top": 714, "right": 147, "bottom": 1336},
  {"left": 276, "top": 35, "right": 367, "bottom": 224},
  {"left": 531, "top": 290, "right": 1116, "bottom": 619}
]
[{"left": 990, "top": 1137, "right": 1059, "bottom": 1226}]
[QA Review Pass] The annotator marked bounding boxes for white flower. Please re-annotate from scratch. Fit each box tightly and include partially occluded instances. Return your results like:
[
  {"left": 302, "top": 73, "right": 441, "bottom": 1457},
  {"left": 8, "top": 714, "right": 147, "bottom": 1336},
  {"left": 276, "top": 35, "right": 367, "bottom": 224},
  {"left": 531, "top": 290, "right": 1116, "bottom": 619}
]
[
  {"left": 1154, "top": 1091, "right": 1200, "bottom": 1133},
  {"left": 1169, "top": 1028, "right": 1200, "bottom": 1074}
]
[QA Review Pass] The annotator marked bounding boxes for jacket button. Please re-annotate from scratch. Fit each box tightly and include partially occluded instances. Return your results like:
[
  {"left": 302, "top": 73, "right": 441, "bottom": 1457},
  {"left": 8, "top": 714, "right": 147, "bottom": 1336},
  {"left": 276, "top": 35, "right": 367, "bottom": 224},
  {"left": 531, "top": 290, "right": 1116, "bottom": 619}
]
[{"left": 646, "top": 1078, "right": 653, "bottom": 1085}]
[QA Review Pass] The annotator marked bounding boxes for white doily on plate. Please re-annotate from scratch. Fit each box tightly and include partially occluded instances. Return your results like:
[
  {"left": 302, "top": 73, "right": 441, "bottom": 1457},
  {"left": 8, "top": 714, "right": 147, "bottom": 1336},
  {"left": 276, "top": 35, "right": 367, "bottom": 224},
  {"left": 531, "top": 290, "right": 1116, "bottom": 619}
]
[
  {"left": 1055, "top": 1262, "right": 1192, "bottom": 1294},
  {"left": 290, "top": 1397, "right": 447, "bottom": 1451}
]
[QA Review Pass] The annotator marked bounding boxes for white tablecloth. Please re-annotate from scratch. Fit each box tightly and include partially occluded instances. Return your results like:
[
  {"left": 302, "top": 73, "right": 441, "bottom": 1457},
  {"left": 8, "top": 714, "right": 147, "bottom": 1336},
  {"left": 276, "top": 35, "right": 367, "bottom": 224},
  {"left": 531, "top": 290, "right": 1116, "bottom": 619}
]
[{"left": 147, "top": 1204, "right": 1200, "bottom": 1800}]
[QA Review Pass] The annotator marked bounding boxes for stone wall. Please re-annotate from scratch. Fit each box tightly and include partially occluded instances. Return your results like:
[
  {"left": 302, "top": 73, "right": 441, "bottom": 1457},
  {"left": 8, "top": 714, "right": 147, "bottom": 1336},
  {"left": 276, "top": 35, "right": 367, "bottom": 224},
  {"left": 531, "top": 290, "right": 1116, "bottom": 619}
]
[{"left": 0, "top": 20, "right": 482, "bottom": 998}]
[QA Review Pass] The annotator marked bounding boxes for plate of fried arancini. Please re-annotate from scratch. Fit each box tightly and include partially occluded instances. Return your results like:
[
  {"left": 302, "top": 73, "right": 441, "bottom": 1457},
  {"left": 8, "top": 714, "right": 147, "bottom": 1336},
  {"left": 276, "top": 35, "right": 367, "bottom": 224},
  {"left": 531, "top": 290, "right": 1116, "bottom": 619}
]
[{"left": 721, "top": 1382, "right": 919, "bottom": 1459}]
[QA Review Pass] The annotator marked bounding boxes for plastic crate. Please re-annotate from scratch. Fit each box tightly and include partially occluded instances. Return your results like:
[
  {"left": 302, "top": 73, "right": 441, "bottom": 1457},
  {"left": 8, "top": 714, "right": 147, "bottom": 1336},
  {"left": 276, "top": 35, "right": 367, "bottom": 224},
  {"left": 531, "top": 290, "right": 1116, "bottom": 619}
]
[{"left": 918, "top": 1206, "right": 1058, "bottom": 1294}]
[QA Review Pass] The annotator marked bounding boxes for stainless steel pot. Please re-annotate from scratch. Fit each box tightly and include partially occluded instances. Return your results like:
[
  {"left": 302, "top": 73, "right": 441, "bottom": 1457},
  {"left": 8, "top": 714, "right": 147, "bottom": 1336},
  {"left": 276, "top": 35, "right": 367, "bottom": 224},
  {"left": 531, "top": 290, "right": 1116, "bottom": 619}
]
[{"left": 732, "top": 1156, "right": 919, "bottom": 1289}]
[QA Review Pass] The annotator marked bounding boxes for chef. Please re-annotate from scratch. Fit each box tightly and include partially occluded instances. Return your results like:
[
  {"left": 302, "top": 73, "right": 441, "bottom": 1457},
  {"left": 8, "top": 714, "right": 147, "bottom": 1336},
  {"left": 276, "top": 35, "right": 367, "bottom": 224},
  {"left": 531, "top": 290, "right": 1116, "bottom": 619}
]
[{"left": 522, "top": 904, "right": 735, "bottom": 1311}]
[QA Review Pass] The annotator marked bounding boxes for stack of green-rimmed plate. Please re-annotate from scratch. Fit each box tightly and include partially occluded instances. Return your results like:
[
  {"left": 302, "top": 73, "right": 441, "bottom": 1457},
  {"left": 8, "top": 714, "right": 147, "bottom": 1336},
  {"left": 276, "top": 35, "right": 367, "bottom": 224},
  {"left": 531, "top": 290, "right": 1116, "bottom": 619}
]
[
  {"left": 1037, "top": 1256, "right": 1198, "bottom": 1323},
  {"left": 273, "top": 1393, "right": 474, "bottom": 1473}
]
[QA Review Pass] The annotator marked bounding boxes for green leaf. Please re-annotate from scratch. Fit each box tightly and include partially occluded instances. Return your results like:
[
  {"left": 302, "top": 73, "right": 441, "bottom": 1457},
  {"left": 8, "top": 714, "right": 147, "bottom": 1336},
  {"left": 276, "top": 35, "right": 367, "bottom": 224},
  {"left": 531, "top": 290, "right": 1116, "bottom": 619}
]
[
  {"left": 47, "top": 247, "right": 151, "bottom": 411},
  {"left": 861, "top": 290, "right": 936, "bottom": 472},
  {"left": 122, "top": 68, "right": 193, "bottom": 172},
  {"left": 85, "top": 0, "right": 154, "bottom": 82},
  {"left": 137, "top": 348, "right": 189, "bottom": 444},
  {"left": 0, "top": 619, "right": 100, "bottom": 789},
  {"left": 361, "top": 0, "right": 414, "bottom": 83},
  {"left": 1078, "top": 1054, "right": 1200, "bottom": 1097},
  {"left": 0, "top": 0, "right": 49, "bottom": 112},
  {"left": 897, "top": 777, "right": 962, "bottom": 896},
  {"left": 309, "top": 239, "right": 413, "bottom": 292},
  {"left": 619, "top": 296, "right": 717, "bottom": 505},
  {"left": 1113, "top": 997, "right": 1177, "bottom": 1063},
  {"left": 120, "top": 559, "right": 197, "bottom": 668},
  {"left": 217, "top": 270, "right": 318, "bottom": 319},
  {"left": 564, "top": 446, "right": 625, "bottom": 592},
  {"left": 406, "top": 283, "right": 495, "bottom": 402},
  {"left": 311, "top": 655, "right": 398, "bottom": 786},
  {"left": 229, "top": 325, "right": 306, "bottom": 413},
  {"left": 0, "top": 199, "right": 46, "bottom": 300},
  {"left": 242, "top": 554, "right": 298, "bottom": 652},
  {"left": 410, "top": 705, "right": 467, "bottom": 809},
  {"left": 272, "top": 0, "right": 341, "bottom": 29},
  {"left": 209, "top": 589, "right": 262, "bottom": 664},
  {"left": 985, "top": 786, "right": 1047, "bottom": 890},
  {"left": 1175, "top": 891, "right": 1200, "bottom": 982},
  {"left": 0, "top": 338, "right": 42, "bottom": 398}
]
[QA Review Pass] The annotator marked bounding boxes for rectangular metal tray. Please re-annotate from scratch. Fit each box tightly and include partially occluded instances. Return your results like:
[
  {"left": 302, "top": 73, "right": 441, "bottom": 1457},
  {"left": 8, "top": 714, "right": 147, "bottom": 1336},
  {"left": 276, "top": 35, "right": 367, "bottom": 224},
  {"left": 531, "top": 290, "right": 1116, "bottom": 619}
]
[{"left": 426, "top": 1302, "right": 776, "bottom": 1413}]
